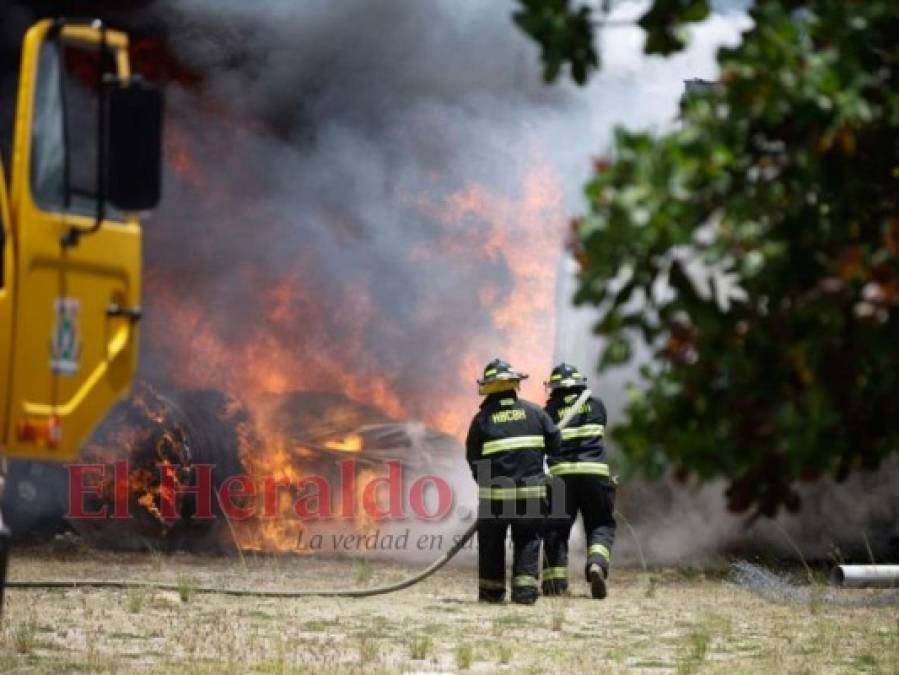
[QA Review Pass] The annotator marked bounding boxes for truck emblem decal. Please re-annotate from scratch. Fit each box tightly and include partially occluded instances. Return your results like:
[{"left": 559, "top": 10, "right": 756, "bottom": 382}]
[{"left": 50, "top": 297, "right": 81, "bottom": 375}]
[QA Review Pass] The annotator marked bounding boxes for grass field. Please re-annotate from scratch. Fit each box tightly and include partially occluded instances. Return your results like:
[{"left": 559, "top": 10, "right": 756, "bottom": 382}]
[{"left": 2, "top": 546, "right": 897, "bottom": 673}]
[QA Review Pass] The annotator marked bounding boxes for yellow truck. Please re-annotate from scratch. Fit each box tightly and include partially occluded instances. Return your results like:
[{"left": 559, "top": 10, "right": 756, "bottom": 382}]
[{"left": 0, "top": 18, "right": 162, "bottom": 605}]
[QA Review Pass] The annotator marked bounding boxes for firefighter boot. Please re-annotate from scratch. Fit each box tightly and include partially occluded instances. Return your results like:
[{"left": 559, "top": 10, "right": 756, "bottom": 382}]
[
  {"left": 511, "top": 575, "right": 538, "bottom": 605},
  {"left": 479, "top": 580, "right": 506, "bottom": 604},
  {"left": 541, "top": 565, "right": 569, "bottom": 597},
  {"left": 587, "top": 563, "right": 607, "bottom": 600}
]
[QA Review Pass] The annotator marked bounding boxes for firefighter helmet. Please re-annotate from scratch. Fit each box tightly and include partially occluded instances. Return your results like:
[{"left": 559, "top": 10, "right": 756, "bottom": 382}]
[
  {"left": 545, "top": 362, "right": 587, "bottom": 391},
  {"left": 477, "top": 358, "right": 528, "bottom": 396}
]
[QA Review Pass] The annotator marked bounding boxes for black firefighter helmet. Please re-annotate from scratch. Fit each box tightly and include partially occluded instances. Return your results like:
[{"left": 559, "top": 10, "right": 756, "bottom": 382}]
[
  {"left": 545, "top": 362, "right": 587, "bottom": 392},
  {"left": 477, "top": 358, "right": 529, "bottom": 396}
]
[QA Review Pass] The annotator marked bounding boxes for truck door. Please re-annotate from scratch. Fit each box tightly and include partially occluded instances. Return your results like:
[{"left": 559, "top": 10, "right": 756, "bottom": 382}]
[{"left": 3, "top": 20, "right": 153, "bottom": 460}]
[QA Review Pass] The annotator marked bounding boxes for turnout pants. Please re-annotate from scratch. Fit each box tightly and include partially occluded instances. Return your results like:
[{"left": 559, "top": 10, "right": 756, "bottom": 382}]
[
  {"left": 542, "top": 474, "right": 616, "bottom": 595},
  {"left": 477, "top": 492, "right": 545, "bottom": 604}
]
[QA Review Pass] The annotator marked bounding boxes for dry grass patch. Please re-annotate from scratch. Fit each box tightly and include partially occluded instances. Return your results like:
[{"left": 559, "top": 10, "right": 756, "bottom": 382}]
[{"left": 2, "top": 549, "right": 897, "bottom": 673}]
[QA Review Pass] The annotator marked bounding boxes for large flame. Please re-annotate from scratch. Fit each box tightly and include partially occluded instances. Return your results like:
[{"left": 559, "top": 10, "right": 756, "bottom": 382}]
[
  {"left": 148, "top": 140, "right": 563, "bottom": 435},
  {"left": 128, "top": 109, "right": 567, "bottom": 551}
]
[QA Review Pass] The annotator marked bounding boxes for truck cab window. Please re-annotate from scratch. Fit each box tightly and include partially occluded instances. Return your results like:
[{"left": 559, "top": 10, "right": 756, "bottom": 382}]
[
  {"left": 30, "top": 41, "right": 65, "bottom": 210},
  {"left": 30, "top": 37, "right": 121, "bottom": 220}
]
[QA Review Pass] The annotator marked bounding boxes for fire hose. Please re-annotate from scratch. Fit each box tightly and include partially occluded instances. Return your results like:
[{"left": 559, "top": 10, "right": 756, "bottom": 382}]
[{"left": 5, "top": 390, "right": 593, "bottom": 599}]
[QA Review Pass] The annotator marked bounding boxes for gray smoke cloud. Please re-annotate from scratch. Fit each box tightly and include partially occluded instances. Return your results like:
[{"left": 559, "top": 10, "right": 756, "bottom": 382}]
[
  {"left": 604, "top": 459, "right": 899, "bottom": 566},
  {"left": 140, "top": 0, "right": 750, "bottom": 419},
  {"left": 142, "top": 0, "right": 581, "bottom": 412}
]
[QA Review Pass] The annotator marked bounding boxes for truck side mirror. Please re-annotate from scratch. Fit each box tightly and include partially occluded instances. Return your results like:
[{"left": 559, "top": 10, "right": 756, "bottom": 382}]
[{"left": 104, "top": 78, "right": 163, "bottom": 212}]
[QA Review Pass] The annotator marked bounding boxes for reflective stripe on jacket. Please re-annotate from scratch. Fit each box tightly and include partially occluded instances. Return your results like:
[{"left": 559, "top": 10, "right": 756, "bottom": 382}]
[
  {"left": 466, "top": 391, "right": 560, "bottom": 490},
  {"left": 544, "top": 391, "right": 609, "bottom": 474}
]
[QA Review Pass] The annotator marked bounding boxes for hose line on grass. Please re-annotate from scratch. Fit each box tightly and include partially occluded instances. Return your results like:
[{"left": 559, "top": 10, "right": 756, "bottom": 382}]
[
  {"left": 5, "top": 523, "right": 476, "bottom": 599},
  {"left": 7, "top": 390, "right": 592, "bottom": 599}
]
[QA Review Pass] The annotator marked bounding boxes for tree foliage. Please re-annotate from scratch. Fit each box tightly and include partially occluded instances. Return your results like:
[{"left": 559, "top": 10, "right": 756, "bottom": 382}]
[
  {"left": 516, "top": 0, "right": 899, "bottom": 516},
  {"left": 514, "top": 0, "right": 718, "bottom": 83}
]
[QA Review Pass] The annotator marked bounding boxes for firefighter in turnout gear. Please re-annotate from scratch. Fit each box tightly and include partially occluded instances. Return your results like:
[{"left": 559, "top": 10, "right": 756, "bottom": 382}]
[
  {"left": 542, "top": 363, "right": 616, "bottom": 599},
  {"left": 466, "top": 359, "right": 560, "bottom": 604}
]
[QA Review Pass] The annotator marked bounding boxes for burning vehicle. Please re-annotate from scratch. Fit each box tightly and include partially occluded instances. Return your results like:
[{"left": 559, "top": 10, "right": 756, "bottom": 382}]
[{"left": 60, "top": 382, "right": 461, "bottom": 552}]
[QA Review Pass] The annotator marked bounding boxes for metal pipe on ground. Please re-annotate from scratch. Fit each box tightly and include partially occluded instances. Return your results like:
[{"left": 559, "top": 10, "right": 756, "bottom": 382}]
[{"left": 830, "top": 565, "right": 899, "bottom": 588}]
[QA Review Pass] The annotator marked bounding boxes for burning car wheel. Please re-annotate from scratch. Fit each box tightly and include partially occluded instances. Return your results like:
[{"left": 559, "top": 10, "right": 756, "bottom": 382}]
[{"left": 70, "top": 382, "right": 247, "bottom": 552}]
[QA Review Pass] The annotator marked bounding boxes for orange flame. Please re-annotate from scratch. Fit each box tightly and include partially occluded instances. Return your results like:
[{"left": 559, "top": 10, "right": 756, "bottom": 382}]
[
  {"left": 324, "top": 434, "right": 364, "bottom": 453},
  {"left": 139, "top": 127, "right": 566, "bottom": 550}
]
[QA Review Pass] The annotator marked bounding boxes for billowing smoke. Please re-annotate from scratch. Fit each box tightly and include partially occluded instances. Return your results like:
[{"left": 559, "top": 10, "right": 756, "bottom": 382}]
[
  {"left": 606, "top": 460, "right": 899, "bottom": 565},
  {"left": 137, "top": 0, "right": 751, "bottom": 425}
]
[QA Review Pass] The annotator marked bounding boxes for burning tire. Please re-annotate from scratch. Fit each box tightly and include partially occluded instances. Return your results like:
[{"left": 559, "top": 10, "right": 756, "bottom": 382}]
[{"left": 70, "top": 382, "right": 247, "bottom": 552}]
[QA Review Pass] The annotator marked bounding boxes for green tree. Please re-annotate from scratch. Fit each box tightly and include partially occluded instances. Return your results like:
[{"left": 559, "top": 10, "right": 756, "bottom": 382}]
[{"left": 515, "top": 0, "right": 899, "bottom": 515}]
